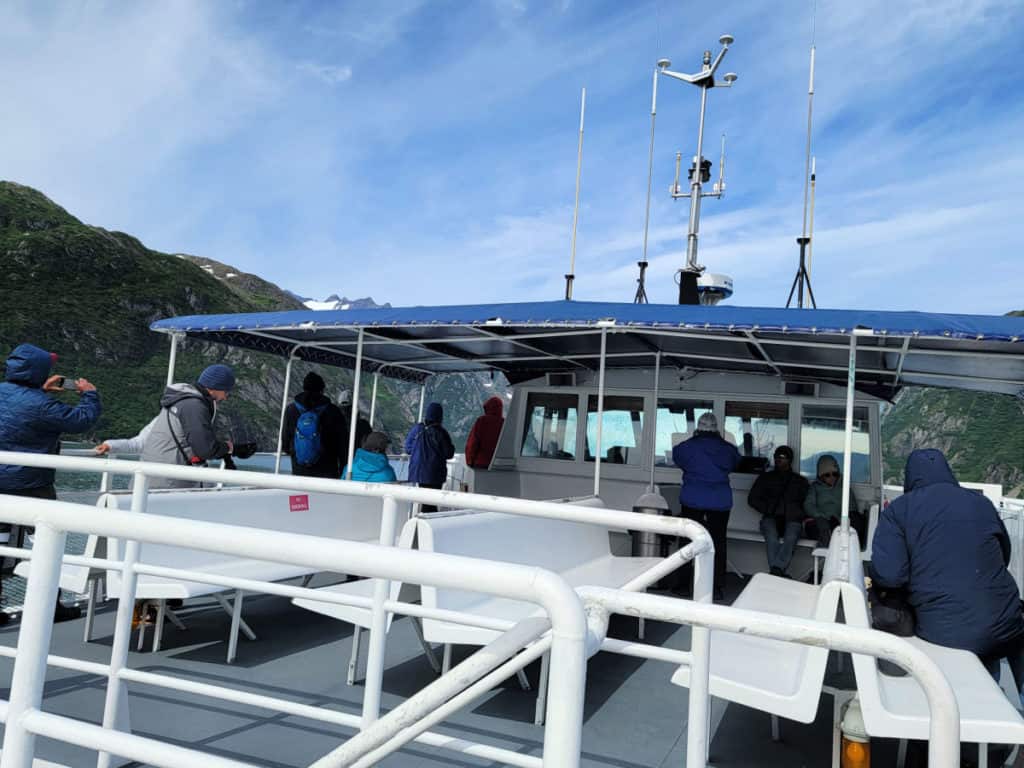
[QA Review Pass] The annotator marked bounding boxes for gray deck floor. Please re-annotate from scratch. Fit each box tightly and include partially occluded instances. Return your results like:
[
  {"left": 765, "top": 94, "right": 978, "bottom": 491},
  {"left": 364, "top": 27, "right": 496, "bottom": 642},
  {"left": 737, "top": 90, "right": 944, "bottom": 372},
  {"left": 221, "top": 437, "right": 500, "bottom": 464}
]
[{"left": 0, "top": 573, "right": 900, "bottom": 768}]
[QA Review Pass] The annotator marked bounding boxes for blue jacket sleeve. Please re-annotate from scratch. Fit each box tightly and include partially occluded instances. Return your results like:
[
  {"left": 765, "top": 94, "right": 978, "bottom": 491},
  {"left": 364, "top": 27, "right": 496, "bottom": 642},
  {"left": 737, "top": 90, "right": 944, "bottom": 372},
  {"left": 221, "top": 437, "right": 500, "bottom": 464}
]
[
  {"left": 404, "top": 424, "right": 422, "bottom": 454},
  {"left": 37, "top": 391, "right": 101, "bottom": 435},
  {"left": 870, "top": 503, "right": 910, "bottom": 588}
]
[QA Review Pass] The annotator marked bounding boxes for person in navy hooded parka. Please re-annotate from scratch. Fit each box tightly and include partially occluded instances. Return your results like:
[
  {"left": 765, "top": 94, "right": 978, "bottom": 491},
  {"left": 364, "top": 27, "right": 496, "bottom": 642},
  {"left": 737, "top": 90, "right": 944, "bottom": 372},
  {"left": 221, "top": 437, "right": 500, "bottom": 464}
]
[{"left": 872, "top": 448, "right": 1024, "bottom": 703}]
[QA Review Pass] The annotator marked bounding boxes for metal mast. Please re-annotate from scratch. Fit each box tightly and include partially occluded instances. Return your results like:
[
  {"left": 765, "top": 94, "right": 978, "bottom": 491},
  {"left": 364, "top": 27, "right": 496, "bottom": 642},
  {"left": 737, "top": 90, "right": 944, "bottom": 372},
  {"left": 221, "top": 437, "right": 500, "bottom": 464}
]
[
  {"left": 659, "top": 36, "right": 737, "bottom": 304},
  {"left": 565, "top": 87, "right": 586, "bottom": 300}
]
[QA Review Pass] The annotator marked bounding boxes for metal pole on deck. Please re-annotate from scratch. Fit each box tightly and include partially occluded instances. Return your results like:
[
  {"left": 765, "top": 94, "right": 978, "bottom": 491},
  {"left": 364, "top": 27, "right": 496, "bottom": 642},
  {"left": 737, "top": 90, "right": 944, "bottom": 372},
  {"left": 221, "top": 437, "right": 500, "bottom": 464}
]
[
  {"left": 648, "top": 352, "right": 662, "bottom": 491},
  {"left": 593, "top": 328, "right": 608, "bottom": 497},
  {"left": 417, "top": 383, "right": 426, "bottom": 423},
  {"left": 166, "top": 333, "right": 182, "bottom": 386},
  {"left": 345, "top": 329, "right": 365, "bottom": 480},
  {"left": 840, "top": 332, "right": 868, "bottom": 535},
  {"left": 274, "top": 351, "right": 298, "bottom": 475},
  {"left": 369, "top": 373, "right": 380, "bottom": 428}
]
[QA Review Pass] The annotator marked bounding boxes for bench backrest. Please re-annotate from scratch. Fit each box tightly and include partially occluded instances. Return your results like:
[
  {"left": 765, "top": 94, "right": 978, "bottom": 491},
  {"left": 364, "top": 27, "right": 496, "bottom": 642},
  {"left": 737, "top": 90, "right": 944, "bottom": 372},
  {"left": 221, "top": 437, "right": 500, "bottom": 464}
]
[
  {"left": 417, "top": 508, "right": 615, "bottom": 615},
  {"left": 102, "top": 488, "right": 409, "bottom": 586}
]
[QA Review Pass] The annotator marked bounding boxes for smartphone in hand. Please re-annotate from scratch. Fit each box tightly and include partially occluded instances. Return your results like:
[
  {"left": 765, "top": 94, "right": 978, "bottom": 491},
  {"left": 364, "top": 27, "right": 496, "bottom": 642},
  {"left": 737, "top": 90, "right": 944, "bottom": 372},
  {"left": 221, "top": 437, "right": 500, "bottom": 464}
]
[{"left": 56, "top": 376, "right": 81, "bottom": 391}]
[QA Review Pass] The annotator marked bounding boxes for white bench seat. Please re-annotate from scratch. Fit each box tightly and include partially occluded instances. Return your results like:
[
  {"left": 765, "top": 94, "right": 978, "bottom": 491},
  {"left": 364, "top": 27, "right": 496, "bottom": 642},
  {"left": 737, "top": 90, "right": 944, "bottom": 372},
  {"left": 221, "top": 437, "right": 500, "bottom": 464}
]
[
  {"left": 671, "top": 573, "right": 839, "bottom": 722},
  {"left": 840, "top": 581, "right": 1024, "bottom": 746}
]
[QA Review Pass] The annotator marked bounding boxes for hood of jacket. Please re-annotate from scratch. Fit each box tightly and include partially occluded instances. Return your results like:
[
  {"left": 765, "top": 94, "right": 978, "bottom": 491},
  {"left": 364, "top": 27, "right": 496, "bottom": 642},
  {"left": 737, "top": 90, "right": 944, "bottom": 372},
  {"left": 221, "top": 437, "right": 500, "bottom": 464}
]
[
  {"left": 354, "top": 448, "right": 390, "bottom": 473},
  {"left": 160, "top": 383, "right": 209, "bottom": 410},
  {"left": 295, "top": 391, "right": 330, "bottom": 410},
  {"left": 482, "top": 396, "right": 503, "bottom": 418},
  {"left": 903, "top": 448, "right": 957, "bottom": 493},
  {"left": 4, "top": 344, "right": 54, "bottom": 387},
  {"left": 425, "top": 402, "right": 444, "bottom": 424}
]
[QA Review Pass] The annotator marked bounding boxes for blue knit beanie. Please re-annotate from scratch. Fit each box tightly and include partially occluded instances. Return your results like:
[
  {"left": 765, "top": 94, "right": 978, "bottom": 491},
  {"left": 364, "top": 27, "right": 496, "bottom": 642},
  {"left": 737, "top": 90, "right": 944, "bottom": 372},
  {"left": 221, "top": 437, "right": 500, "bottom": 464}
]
[{"left": 198, "top": 364, "right": 236, "bottom": 392}]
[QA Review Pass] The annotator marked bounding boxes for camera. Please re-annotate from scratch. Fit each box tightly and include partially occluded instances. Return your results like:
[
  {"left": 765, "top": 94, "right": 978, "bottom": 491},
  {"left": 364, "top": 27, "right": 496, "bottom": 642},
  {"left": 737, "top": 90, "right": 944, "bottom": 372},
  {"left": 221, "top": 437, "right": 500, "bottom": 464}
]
[{"left": 56, "top": 376, "right": 80, "bottom": 391}]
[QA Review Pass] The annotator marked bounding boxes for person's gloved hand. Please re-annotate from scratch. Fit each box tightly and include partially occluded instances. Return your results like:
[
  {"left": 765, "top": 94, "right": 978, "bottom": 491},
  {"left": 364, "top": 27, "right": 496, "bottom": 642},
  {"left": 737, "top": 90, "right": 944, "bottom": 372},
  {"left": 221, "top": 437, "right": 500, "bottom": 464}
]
[{"left": 231, "top": 442, "right": 258, "bottom": 460}]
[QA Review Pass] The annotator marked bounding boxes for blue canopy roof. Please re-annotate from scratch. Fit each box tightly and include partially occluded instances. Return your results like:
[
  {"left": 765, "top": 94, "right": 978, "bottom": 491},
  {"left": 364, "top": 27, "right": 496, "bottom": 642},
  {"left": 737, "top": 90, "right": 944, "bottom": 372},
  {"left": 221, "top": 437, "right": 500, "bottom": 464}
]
[{"left": 150, "top": 300, "right": 1024, "bottom": 395}]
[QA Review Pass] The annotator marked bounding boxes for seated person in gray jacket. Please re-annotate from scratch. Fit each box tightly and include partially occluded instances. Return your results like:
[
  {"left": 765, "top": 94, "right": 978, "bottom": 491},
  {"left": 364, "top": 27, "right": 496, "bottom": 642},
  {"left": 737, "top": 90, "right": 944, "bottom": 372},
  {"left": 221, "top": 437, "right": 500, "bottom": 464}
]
[{"left": 802, "top": 454, "right": 867, "bottom": 548}]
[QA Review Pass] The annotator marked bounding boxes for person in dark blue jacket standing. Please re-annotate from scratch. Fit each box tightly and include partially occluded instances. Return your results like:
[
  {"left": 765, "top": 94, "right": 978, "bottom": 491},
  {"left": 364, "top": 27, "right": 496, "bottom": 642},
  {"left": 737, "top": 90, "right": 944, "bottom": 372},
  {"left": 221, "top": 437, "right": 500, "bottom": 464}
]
[
  {"left": 0, "top": 343, "right": 102, "bottom": 623},
  {"left": 404, "top": 402, "right": 454, "bottom": 513},
  {"left": 671, "top": 412, "right": 741, "bottom": 599},
  {"left": 873, "top": 449, "right": 1024, "bottom": 706}
]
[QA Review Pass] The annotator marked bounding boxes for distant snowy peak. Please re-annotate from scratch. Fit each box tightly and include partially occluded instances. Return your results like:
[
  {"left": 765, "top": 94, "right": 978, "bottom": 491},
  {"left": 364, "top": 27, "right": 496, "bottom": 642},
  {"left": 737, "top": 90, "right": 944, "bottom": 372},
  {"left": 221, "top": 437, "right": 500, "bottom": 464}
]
[{"left": 303, "top": 295, "right": 390, "bottom": 311}]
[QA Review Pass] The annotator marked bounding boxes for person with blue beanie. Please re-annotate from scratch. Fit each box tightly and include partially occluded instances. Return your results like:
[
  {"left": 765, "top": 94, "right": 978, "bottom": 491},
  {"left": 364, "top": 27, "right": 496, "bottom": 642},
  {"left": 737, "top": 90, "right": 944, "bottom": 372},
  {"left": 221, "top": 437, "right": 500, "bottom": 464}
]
[
  {"left": 404, "top": 401, "right": 454, "bottom": 512},
  {"left": 140, "top": 363, "right": 236, "bottom": 488}
]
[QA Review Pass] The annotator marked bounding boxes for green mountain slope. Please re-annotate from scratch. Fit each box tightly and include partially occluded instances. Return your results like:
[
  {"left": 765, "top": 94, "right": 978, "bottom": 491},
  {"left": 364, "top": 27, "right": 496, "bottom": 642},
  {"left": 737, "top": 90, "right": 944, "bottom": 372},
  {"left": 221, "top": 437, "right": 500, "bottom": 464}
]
[
  {"left": 0, "top": 181, "right": 495, "bottom": 454},
  {"left": 881, "top": 314, "right": 1024, "bottom": 497}
]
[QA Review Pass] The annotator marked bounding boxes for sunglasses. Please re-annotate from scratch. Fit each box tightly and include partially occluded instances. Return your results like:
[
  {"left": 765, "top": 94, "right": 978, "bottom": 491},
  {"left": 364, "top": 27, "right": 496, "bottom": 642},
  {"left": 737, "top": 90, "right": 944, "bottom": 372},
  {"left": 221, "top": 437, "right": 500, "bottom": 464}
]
[{"left": 820, "top": 471, "right": 840, "bottom": 479}]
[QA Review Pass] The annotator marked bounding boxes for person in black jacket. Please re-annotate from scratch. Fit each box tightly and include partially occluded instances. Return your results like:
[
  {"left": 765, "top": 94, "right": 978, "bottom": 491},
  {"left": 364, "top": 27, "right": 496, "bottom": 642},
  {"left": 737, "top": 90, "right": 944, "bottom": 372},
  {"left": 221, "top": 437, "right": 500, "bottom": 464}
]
[
  {"left": 282, "top": 373, "right": 348, "bottom": 478},
  {"left": 748, "top": 445, "right": 809, "bottom": 577},
  {"left": 873, "top": 449, "right": 1024, "bottom": 705}
]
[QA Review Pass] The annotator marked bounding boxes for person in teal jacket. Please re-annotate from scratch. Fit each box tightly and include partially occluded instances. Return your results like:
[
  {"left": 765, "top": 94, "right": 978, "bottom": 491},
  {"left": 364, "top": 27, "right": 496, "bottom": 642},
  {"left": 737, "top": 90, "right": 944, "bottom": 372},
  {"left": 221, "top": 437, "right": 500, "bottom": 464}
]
[{"left": 342, "top": 432, "right": 397, "bottom": 483}]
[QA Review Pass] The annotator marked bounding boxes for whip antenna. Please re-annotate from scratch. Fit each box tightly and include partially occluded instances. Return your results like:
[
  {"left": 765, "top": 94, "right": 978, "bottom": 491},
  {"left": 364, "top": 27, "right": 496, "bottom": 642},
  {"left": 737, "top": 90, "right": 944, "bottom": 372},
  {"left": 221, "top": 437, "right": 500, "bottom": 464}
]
[
  {"left": 636, "top": 61, "right": 671, "bottom": 303},
  {"left": 565, "top": 87, "right": 586, "bottom": 300}
]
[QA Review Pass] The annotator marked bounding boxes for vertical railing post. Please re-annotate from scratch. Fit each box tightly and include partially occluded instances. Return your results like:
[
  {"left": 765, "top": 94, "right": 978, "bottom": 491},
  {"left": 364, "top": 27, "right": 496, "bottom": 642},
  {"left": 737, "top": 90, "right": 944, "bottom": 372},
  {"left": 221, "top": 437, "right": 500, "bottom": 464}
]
[
  {"left": 369, "top": 373, "right": 380, "bottom": 428},
  {"left": 840, "top": 332, "right": 861, "bottom": 536},
  {"left": 96, "top": 473, "right": 148, "bottom": 768},
  {"left": 686, "top": 543, "right": 714, "bottom": 767},
  {"left": 165, "top": 333, "right": 181, "bottom": 387},
  {"left": 274, "top": 351, "right": 297, "bottom": 475},
  {"left": 416, "top": 383, "right": 426, "bottom": 424},
  {"left": 345, "top": 329, "right": 365, "bottom": 480},
  {"left": 592, "top": 328, "right": 608, "bottom": 496},
  {"left": 361, "top": 494, "right": 400, "bottom": 726},
  {"left": 648, "top": 351, "right": 662, "bottom": 490},
  {"left": 0, "top": 523, "right": 67, "bottom": 768}
]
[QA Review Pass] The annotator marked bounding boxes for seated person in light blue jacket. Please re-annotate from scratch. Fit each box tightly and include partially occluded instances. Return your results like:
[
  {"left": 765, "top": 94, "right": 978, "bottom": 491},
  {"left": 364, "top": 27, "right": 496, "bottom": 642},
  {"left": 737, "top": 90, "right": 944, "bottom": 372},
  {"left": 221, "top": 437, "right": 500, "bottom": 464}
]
[{"left": 343, "top": 432, "right": 397, "bottom": 483}]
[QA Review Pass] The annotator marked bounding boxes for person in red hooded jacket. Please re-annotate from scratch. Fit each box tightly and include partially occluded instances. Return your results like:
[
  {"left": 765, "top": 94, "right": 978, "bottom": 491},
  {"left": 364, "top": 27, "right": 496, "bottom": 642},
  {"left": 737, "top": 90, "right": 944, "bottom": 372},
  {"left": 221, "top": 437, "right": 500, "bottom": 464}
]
[{"left": 465, "top": 396, "right": 505, "bottom": 469}]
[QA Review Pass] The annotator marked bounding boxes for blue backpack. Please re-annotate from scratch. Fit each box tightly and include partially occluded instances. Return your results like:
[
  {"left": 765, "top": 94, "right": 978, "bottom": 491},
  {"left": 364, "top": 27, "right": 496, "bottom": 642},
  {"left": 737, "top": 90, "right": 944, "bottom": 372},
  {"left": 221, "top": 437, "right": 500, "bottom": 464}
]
[{"left": 293, "top": 401, "right": 328, "bottom": 466}]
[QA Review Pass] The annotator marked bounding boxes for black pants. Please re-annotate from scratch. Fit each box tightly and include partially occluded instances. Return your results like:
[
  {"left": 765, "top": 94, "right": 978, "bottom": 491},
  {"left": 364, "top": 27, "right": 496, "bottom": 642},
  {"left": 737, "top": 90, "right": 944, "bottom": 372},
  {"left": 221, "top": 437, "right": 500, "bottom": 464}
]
[
  {"left": 673, "top": 505, "right": 730, "bottom": 594},
  {"left": 1, "top": 486, "right": 58, "bottom": 598},
  {"left": 417, "top": 482, "right": 444, "bottom": 514},
  {"left": 802, "top": 510, "right": 869, "bottom": 549}
]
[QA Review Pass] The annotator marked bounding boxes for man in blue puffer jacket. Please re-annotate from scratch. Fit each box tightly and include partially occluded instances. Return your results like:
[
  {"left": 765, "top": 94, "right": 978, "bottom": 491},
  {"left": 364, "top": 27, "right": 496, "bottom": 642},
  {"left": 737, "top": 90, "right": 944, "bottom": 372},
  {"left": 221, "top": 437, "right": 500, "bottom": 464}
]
[
  {"left": 873, "top": 448, "right": 1024, "bottom": 705},
  {"left": 0, "top": 343, "right": 101, "bottom": 623},
  {"left": 404, "top": 402, "right": 454, "bottom": 512},
  {"left": 671, "top": 412, "right": 741, "bottom": 599}
]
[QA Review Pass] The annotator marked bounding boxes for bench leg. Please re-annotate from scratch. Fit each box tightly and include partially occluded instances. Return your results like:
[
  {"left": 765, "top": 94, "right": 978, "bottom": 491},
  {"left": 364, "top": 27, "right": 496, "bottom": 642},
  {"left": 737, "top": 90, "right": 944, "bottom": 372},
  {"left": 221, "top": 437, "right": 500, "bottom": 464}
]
[
  {"left": 980, "top": 744, "right": 989, "bottom": 768},
  {"left": 534, "top": 651, "right": 550, "bottom": 726},
  {"left": 226, "top": 590, "right": 244, "bottom": 664},
  {"left": 638, "top": 617, "right": 645, "bottom": 641},
  {"left": 213, "top": 593, "right": 256, "bottom": 640},
  {"left": 152, "top": 600, "right": 166, "bottom": 653},
  {"left": 814, "top": 557, "right": 821, "bottom": 586},
  {"left": 409, "top": 617, "right": 441, "bottom": 674},
  {"left": 442, "top": 644, "right": 452, "bottom": 676},
  {"left": 516, "top": 669, "right": 531, "bottom": 692},
  {"left": 770, "top": 714, "right": 781, "bottom": 742},
  {"left": 347, "top": 627, "right": 362, "bottom": 686},
  {"left": 83, "top": 578, "right": 97, "bottom": 643},
  {"left": 897, "top": 739, "right": 908, "bottom": 768},
  {"left": 166, "top": 607, "right": 187, "bottom": 631}
]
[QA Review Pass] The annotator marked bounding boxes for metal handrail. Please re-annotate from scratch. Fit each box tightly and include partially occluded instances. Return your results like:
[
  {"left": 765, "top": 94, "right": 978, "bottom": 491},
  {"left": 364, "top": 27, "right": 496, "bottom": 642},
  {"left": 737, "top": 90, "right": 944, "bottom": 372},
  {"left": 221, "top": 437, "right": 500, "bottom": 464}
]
[{"left": 0, "top": 495, "right": 587, "bottom": 768}]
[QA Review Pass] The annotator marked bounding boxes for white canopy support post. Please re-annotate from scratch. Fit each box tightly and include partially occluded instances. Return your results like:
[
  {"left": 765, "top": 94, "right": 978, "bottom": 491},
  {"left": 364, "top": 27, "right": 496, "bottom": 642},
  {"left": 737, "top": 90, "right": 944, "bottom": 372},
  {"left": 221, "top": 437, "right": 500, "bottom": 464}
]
[
  {"left": 593, "top": 328, "right": 608, "bottom": 497},
  {"left": 840, "top": 331, "right": 870, "bottom": 536},
  {"left": 369, "top": 372, "right": 380, "bottom": 428},
  {"left": 345, "top": 329, "right": 365, "bottom": 480},
  {"left": 274, "top": 349, "right": 299, "bottom": 475},
  {"left": 417, "top": 383, "right": 427, "bottom": 423},
  {"left": 648, "top": 351, "right": 662, "bottom": 491},
  {"left": 166, "top": 333, "right": 182, "bottom": 386}
]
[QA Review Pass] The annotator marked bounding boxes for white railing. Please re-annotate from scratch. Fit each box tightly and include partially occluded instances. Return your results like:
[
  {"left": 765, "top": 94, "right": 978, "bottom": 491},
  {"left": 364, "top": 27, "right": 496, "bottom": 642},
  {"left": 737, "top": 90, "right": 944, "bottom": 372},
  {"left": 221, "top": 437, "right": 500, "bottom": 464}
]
[{"left": 0, "top": 452, "right": 961, "bottom": 768}]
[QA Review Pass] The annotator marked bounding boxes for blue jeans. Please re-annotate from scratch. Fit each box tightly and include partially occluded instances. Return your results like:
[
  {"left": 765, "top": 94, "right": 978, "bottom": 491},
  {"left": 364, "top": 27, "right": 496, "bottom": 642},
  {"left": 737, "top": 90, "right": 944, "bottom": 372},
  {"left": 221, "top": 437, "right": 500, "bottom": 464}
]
[{"left": 760, "top": 517, "right": 802, "bottom": 573}]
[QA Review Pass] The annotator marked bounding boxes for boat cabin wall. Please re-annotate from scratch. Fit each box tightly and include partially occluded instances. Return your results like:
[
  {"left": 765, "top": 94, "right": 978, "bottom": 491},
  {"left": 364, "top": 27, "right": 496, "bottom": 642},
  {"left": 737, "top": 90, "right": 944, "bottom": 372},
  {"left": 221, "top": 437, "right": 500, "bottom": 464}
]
[{"left": 478, "top": 369, "right": 883, "bottom": 525}]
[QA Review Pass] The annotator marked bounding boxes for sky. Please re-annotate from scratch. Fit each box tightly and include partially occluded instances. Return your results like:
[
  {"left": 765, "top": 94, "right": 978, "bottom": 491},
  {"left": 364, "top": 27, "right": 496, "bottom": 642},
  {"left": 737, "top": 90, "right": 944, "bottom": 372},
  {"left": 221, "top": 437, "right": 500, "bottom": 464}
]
[{"left": 1, "top": 0, "right": 1022, "bottom": 314}]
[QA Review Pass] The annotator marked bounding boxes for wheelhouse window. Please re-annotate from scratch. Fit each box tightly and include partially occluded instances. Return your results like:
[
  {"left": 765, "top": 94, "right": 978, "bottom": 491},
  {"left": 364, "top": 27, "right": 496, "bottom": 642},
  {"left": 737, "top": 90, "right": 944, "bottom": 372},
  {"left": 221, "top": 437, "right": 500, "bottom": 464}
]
[
  {"left": 724, "top": 401, "right": 789, "bottom": 470},
  {"left": 520, "top": 393, "right": 578, "bottom": 460},
  {"left": 799, "top": 405, "right": 871, "bottom": 483},
  {"left": 585, "top": 395, "right": 645, "bottom": 465},
  {"left": 654, "top": 398, "right": 714, "bottom": 466}
]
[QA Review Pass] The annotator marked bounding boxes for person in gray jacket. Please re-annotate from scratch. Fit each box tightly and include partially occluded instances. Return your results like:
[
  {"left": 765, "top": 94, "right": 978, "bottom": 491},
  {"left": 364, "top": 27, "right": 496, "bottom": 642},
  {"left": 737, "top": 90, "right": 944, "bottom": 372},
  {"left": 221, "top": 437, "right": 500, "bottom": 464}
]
[{"left": 140, "top": 364, "right": 235, "bottom": 489}]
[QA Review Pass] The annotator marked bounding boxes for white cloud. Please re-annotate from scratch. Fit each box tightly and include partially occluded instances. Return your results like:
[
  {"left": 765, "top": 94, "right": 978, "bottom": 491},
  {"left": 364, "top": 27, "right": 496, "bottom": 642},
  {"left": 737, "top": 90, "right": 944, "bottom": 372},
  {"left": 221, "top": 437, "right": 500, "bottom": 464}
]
[{"left": 297, "top": 61, "right": 353, "bottom": 85}]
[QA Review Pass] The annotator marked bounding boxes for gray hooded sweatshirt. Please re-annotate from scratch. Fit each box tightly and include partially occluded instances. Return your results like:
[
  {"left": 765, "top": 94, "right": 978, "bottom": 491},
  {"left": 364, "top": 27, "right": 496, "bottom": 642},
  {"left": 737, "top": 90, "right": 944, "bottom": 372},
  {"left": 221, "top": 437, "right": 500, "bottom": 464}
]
[{"left": 140, "top": 384, "right": 231, "bottom": 489}]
